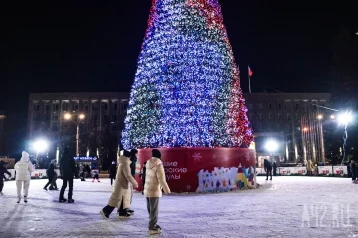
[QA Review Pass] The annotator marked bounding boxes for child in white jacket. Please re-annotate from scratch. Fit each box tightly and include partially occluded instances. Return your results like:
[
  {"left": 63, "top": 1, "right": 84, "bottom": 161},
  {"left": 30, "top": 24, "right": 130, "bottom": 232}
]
[{"left": 14, "top": 151, "right": 33, "bottom": 203}]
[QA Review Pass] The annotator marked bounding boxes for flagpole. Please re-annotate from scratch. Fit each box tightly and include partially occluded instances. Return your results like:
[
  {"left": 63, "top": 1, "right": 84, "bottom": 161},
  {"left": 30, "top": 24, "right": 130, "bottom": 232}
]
[
  {"left": 249, "top": 75, "right": 251, "bottom": 93},
  {"left": 248, "top": 65, "right": 252, "bottom": 93}
]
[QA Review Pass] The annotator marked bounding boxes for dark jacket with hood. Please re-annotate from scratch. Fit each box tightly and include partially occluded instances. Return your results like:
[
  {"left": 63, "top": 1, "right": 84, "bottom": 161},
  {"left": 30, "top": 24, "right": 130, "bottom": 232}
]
[
  {"left": 0, "top": 161, "right": 11, "bottom": 181},
  {"left": 130, "top": 155, "right": 137, "bottom": 177},
  {"left": 60, "top": 154, "right": 77, "bottom": 179},
  {"left": 47, "top": 163, "right": 55, "bottom": 178},
  {"left": 264, "top": 159, "right": 272, "bottom": 171}
]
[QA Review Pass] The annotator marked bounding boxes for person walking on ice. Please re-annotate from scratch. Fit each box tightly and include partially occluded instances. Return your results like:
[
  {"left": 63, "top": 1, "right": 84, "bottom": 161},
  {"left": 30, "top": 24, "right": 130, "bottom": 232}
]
[
  {"left": 100, "top": 150, "right": 138, "bottom": 219},
  {"left": 92, "top": 170, "right": 100, "bottom": 183},
  {"left": 0, "top": 161, "right": 11, "bottom": 195},
  {"left": 144, "top": 149, "right": 171, "bottom": 235},
  {"left": 14, "top": 151, "right": 33, "bottom": 203}
]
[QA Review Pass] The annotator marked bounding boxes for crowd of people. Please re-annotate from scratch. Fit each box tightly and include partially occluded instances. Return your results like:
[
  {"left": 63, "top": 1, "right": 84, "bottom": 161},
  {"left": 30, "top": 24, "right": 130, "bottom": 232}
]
[{"left": 0, "top": 147, "right": 170, "bottom": 235}]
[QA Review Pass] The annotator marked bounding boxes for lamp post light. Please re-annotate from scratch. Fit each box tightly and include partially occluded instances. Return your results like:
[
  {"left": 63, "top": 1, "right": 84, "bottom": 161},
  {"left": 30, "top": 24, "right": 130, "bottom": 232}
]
[
  {"left": 337, "top": 111, "right": 353, "bottom": 164},
  {"left": 265, "top": 139, "right": 279, "bottom": 163},
  {"left": 64, "top": 113, "right": 85, "bottom": 156},
  {"left": 316, "top": 114, "right": 325, "bottom": 163},
  {"left": 33, "top": 139, "right": 49, "bottom": 168}
]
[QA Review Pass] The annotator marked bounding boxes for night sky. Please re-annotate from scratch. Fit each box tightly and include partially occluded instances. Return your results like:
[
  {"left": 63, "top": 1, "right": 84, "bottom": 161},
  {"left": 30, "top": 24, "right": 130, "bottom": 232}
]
[{"left": 0, "top": 0, "right": 357, "bottom": 155}]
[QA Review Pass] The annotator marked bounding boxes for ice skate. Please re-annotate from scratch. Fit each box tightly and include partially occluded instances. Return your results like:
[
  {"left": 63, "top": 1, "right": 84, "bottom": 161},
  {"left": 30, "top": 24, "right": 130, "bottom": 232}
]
[
  {"left": 149, "top": 225, "right": 162, "bottom": 235},
  {"left": 118, "top": 213, "right": 131, "bottom": 220},
  {"left": 17, "top": 198, "right": 21, "bottom": 203},
  {"left": 24, "top": 196, "right": 28, "bottom": 203},
  {"left": 100, "top": 210, "right": 109, "bottom": 220},
  {"left": 68, "top": 199, "right": 75, "bottom": 203},
  {"left": 59, "top": 198, "right": 67, "bottom": 203},
  {"left": 127, "top": 209, "right": 134, "bottom": 215}
]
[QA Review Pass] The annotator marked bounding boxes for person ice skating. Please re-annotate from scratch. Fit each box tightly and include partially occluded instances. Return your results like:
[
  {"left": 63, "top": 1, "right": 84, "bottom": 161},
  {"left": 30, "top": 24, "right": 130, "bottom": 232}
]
[
  {"left": 273, "top": 161, "right": 277, "bottom": 176},
  {"left": 307, "top": 159, "right": 313, "bottom": 176},
  {"left": 139, "top": 161, "right": 147, "bottom": 195},
  {"left": 264, "top": 159, "right": 272, "bottom": 181},
  {"left": 14, "top": 151, "right": 33, "bottom": 203},
  {"left": 100, "top": 150, "right": 138, "bottom": 219},
  {"left": 350, "top": 160, "right": 357, "bottom": 183},
  {"left": 109, "top": 161, "right": 117, "bottom": 186},
  {"left": 59, "top": 148, "right": 77, "bottom": 203},
  {"left": 80, "top": 165, "right": 86, "bottom": 181},
  {"left": 125, "top": 148, "right": 138, "bottom": 215},
  {"left": 0, "top": 161, "right": 11, "bottom": 195},
  {"left": 144, "top": 149, "right": 171, "bottom": 235},
  {"left": 44, "top": 160, "right": 58, "bottom": 190},
  {"left": 92, "top": 170, "right": 100, "bottom": 182},
  {"left": 75, "top": 164, "right": 80, "bottom": 179}
]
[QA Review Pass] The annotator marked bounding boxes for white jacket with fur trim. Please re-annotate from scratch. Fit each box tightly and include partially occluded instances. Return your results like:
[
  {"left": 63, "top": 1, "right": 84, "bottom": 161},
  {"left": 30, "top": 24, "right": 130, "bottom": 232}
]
[
  {"left": 15, "top": 151, "right": 33, "bottom": 181},
  {"left": 144, "top": 157, "right": 170, "bottom": 197}
]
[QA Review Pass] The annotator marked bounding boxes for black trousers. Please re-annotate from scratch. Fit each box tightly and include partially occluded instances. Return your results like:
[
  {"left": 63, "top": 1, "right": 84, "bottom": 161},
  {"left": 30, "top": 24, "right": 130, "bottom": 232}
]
[
  {"left": 44, "top": 176, "right": 53, "bottom": 189},
  {"left": 266, "top": 169, "right": 272, "bottom": 179},
  {"left": 110, "top": 177, "right": 115, "bottom": 185},
  {"left": 0, "top": 179, "right": 3, "bottom": 192},
  {"left": 103, "top": 200, "right": 126, "bottom": 216},
  {"left": 60, "top": 177, "right": 73, "bottom": 199}
]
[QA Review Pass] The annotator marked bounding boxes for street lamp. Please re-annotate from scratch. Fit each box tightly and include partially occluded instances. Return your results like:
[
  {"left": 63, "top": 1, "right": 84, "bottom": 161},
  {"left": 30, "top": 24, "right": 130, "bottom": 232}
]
[
  {"left": 64, "top": 113, "right": 85, "bottom": 156},
  {"left": 337, "top": 111, "right": 353, "bottom": 164},
  {"left": 317, "top": 114, "right": 323, "bottom": 120},
  {"left": 265, "top": 139, "right": 279, "bottom": 153},
  {"left": 33, "top": 139, "right": 49, "bottom": 167},
  {"left": 265, "top": 139, "right": 278, "bottom": 166}
]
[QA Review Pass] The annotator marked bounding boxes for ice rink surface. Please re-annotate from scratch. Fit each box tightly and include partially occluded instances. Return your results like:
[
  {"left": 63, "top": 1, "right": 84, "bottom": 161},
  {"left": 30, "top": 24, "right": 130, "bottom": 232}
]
[{"left": 0, "top": 176, "right": 357, "bottom": 238}]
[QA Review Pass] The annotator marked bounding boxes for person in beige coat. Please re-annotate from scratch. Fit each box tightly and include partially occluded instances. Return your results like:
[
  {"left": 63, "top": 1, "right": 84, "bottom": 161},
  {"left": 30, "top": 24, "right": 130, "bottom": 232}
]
[
  {"left": 100, "top": 150, "right": 138, "bottom": 219},
  {"left": 307, "top": 159, "right": 313, "bottom": 176},
  {"left": 144, "top": 149, "right": 171, "bottom": 235}
]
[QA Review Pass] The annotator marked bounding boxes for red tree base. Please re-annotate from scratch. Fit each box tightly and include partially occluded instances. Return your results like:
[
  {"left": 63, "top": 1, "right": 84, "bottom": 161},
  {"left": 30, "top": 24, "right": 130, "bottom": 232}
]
[{"left": 135, "top": 148, "right": 256, "bottom": 193}]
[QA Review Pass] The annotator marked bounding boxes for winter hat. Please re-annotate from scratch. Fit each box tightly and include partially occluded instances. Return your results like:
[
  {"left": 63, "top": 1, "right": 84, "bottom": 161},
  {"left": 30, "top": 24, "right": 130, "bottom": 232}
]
[
  {"left": 152, "top": 149, "right": 161, "bottom": 159},
  {"left": 122, "top": 150, "right": 131, "bottom": 158},
  {"left": 131, "top": 149, "right": 138, "bottom": 155},
  {"left": 21, "top": 151, "right": 30, "bottom": 161}
]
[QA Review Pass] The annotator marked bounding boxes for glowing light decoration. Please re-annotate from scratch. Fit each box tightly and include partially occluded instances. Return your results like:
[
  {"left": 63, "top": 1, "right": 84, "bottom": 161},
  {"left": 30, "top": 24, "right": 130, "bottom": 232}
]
[{"left": 122, "top": 0, "right": 253, "bottom": 149}]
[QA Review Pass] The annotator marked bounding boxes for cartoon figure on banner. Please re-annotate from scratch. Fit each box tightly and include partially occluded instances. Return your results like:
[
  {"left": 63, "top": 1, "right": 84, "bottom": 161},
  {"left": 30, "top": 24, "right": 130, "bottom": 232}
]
[
  {"left": 196, "top": 164, "right": 256, "bottom": 192},
  {"left": 216, "top": 180, "right": 220, "bottom": 191}
]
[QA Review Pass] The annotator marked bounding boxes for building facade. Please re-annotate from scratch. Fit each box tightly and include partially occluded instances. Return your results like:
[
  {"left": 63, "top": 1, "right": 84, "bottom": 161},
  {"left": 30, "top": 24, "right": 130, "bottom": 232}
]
[
  {"left": 243, "top": 93, "right": 331, "bottom": 164},
  {"left": 28, "top": 92, "right": 129, "bottom": 158},
  {"left": 28, "top": 92, "right": 331, "bottom": 165}
]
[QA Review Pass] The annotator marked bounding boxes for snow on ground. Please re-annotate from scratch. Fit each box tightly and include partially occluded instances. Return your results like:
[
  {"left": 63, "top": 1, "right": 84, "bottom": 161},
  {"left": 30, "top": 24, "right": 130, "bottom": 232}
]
[{"left": 0, "top": 176, "right": 357, "bottom": 238}]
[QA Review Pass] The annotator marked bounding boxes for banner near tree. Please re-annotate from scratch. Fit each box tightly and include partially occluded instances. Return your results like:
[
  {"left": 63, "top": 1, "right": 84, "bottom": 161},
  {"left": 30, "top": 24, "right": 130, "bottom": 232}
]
[{"left": 136, "top": 148, "right": 256, "bottom": 193}]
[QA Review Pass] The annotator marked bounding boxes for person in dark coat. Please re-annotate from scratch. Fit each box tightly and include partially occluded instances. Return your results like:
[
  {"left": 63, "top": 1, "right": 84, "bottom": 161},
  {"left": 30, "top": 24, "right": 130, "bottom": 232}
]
[
  {"left": 44, "top": 160, "right": 58, "bottom": 190},
  {"left": 350, "top": 160, "right": 357, "bottom": 183},
  {"left": 140, "top": 161, "right": 147, "bottom": 195},
  {"left": 0, "top": 161, "right": 11, "bottom": 195},
  {"left": 75, "top": 164, "right": 80, "bottom": 179},
  {"left": 122, "top": 149, "right": 138, "bottom": 215},
  {"left": 109, "top": 161, "right": 117, "bottom": 186},
  {"left": 272, "top": 162, "right": 277, "bottom": 176},
  {"left": 264, "top": 159, "right": 273, "bottom": 180},
  {"left": 85, "top": 164, "right": 91, "bottom": 178},
  {"left": 59, "top": 148, "right": 77, "bottom": 203}
]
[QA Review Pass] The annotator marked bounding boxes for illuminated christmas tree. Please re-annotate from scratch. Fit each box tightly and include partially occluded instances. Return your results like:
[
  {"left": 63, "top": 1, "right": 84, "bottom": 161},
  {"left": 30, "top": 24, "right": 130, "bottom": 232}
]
[{"left": 122, "top": 0, "right": 252, "bottom": 149}]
